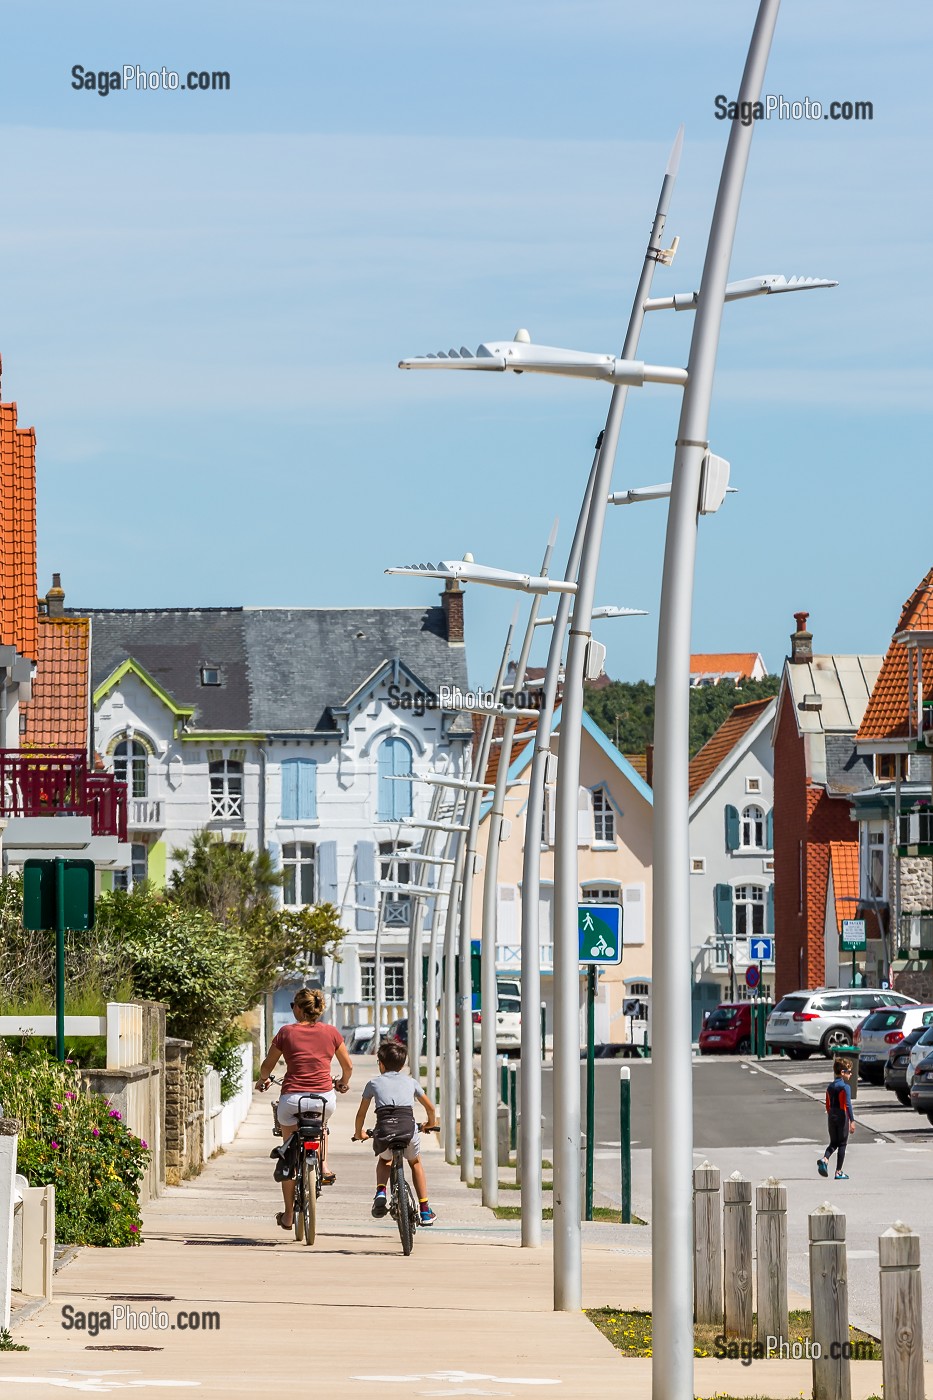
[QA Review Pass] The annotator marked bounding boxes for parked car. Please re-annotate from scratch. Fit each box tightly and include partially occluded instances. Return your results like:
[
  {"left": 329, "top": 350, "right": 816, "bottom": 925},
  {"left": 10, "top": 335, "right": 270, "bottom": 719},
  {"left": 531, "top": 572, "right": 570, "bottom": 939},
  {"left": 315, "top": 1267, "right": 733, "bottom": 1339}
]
[
  {"left": 905, "top": 1025, "right": 933, "bottom": 1088},
  {"left": 908, "top": 1049, "right": 933, "bottom": 1124},
  {"left": 885, "top": 1025, "right": 933, "bottom": 1105},
  {"left": 765, "top": 988, "right": 918, "bottom": 1060},
  {"left": 495, "top": 992, "right": 521, "bottom": 1054},
  {"left": 454, "top": 1008, "right": 483, "bottom": 1051},
  {"left": 346, "top": 1024, "right": 377, "bottom": 1054},
  {"left": 698, "top": 1002, "right": 753, "bottom": 1055},
  {"left": 855, "top": 1005, "right": 933, "bottom": 1084},
  {"left": 385, "top": 1017, "right": 441, "bottom": 1054}
]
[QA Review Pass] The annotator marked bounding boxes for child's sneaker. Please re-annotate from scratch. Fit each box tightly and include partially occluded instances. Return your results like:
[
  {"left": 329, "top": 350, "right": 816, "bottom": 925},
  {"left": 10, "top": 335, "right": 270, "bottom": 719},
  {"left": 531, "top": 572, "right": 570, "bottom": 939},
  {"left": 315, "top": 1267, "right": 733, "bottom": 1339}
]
[
  {"left": 834, "top": 1171, "right": 849, "bottom": 1180},
  {"left": 817, "top": 1158, "right": 828, "bottom": 1177},
  {"left": 371, "top": 1190, "right": 388, "bottom": 1218},
  {"left": 419, "top": 1206, "right": 437, "bottom": 1226}
]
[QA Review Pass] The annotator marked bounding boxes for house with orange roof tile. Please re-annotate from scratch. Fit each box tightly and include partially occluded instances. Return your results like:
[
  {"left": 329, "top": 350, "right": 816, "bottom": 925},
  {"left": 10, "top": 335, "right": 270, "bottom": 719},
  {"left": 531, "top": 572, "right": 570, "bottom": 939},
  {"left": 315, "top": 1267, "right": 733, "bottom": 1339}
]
[
  {"left": 849, "top": 569, "right": 933, "bottom": 1001},
  {"left": 690, "top": 652, "right": 767, "bottom": 687},
  {"left": 688, "top": 696, "right": 777, "bottom": 1035},
  {"left": 771, "top": 612, "right": 882, "bottom": 999}
]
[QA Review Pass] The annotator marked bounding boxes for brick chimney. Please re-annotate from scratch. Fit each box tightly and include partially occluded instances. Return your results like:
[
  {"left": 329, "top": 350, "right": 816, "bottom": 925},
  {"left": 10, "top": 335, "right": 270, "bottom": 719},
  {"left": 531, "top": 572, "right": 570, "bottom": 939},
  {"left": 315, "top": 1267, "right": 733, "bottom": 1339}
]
[
  {"left": 46, "top": 573, "right": 65, "bottom": 618},
  {"left": 442, "top": 579, "right": 464, "bottom": 646},
  {"left": 790, "top": 610, "right": 812, "bottom": 664}
]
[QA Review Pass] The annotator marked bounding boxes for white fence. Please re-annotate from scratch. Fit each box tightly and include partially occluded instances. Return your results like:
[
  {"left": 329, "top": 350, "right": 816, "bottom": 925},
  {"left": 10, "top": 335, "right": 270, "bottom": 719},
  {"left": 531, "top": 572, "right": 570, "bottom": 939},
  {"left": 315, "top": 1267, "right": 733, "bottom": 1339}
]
[
  {"left": 202, "top": 1043, "right": 253, "bottom": 1163},
  {"left": 0, "top": 1002, "right": 143, "bottom": 1069}
]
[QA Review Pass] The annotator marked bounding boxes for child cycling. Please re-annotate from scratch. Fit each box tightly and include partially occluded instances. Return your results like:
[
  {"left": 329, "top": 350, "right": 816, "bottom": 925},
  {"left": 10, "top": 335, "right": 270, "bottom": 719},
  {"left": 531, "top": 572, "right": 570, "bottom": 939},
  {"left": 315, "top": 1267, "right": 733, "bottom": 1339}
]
[{"left": 353, "top": 1037, "right": 438, "bottom": 1226}]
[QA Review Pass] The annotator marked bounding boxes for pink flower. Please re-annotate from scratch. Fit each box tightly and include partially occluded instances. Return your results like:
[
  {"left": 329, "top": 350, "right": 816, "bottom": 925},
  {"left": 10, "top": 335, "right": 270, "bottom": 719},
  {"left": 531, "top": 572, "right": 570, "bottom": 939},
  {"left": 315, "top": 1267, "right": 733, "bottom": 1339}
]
[
  {"left": 53, "top": 1103, "right": 62, "bottom": 1111},
  {"left": 65, "top": 1058, "right": 73, "bottom": 1065},
  {"left": 129, "top": 1225, "right": 139, "bottom": 1233},
  {"left": 109, "top": 1110, "right": 122, "bottom": 1120},
  {"left": 50, "top": 1141, "right": 60, "bottom": 1150},
  {"left": 92, "top": 1128, "right": 100, "bottom": 1137},
  {"left": 140, "top": 1140, "right": 148, "bottom": 1149},
  {"left": 65, "top": 1092, "right": 76, "bottom": 1101}
]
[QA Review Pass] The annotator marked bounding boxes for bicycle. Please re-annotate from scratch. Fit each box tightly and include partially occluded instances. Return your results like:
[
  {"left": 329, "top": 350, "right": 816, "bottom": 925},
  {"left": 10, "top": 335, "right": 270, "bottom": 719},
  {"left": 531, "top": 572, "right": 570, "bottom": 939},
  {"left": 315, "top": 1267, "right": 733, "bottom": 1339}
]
[
  {"left": 269, "top": 1074, "right": 333, "bottom": 1247},
  {"left": 357, "top": 1123, "right": 439, "bottom": 1257}
]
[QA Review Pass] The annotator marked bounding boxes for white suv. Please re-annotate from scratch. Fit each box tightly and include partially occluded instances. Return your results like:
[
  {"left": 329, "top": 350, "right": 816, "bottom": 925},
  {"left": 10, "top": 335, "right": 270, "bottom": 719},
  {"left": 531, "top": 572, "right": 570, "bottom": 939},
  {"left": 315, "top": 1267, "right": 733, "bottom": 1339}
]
[{"left": 766, "top": 988, "right": 917, "bottom": 1060}]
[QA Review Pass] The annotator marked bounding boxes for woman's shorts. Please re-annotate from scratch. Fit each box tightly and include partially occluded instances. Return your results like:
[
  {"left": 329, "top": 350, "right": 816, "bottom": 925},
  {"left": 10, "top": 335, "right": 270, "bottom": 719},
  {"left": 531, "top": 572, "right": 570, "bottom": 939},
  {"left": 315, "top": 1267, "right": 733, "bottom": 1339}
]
[{"left": 276, "top": 1089, "right": 336, "bottom": 1128}]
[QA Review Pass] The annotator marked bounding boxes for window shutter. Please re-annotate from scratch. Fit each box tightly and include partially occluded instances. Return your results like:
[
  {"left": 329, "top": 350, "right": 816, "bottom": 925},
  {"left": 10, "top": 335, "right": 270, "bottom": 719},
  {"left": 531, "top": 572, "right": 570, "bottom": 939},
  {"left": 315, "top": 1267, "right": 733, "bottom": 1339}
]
[
  {"left": 621, "top": 884, "right": 645, "bottom": 946},
  {"left": 281, "top": 761, "right": 299, "bottom": 822},
  {"left": 766, "top": 884, "right": 775, "bottom": 936},
  {"left": 725, "top": 805, "right": 740, "bottom": 852},
  {"left": 766, "top": 807, "right": 774, "bottom": 850},
  {"left": 392, "top": 739, "right": 413, "bottom": 819},
  {"left": 497, "top": 885, "right": 519, "bottom": 947},
  {"left": 377, "top": 742, "right": 394, "bottom": 821},
  {"left": 577, "top": 786, "right": 593, "bottom": 846},
  {"left": 298, "top": 759, "right": 318, "bottom": 821},
  {"left": 355, "top": 841, "right": 377, "bottom": 930},
  {"left": 318, "top": 840, "right": 338, "bottom": 906},
  {"left": 715, "top": 883, "right": 734, "bottom": 937}
]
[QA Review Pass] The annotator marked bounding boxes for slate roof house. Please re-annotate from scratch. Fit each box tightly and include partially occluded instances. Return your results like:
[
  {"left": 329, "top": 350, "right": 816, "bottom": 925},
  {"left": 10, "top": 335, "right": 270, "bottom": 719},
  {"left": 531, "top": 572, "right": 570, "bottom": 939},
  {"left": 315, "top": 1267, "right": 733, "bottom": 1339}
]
[{"left": 74, "top": 583, "right": 472, "bottom": 1030}]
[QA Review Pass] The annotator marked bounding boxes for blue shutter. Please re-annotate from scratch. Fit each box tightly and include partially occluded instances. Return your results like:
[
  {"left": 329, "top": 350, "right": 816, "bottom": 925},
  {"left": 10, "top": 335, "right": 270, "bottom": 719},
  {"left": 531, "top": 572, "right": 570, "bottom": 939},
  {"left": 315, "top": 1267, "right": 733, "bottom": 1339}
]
[
  {"left": 377, "top": 742, "right": 394, "bottom": 821},
  {"left": 393, "top": 739, "right": 413, "bottom": 819},
  {"left": 766, "top": 884, "right": 775, "bottom": 936},
  {"left": 266, "top": 840, "right": 282, "bottom": 906},
  {"left": 318, "top": 840, "right": 338, "bottom": 906},
  {"left": 281, "top": 761, "right": 299, "bottom": 822},
  {"left": 356, "top": 841, "right": 377, "bottom": 931},
  {"left": 725, "top": 805, "right": 740, "bottom": 852},
  {"left": 766, "top": 807, "right": 774, "bottom": 850},
  {"left": 715, "top": 883, "right": 734, "bottom": 937},
  {"left": 298, "top": 760, "right": 317, "bottom": 820}
]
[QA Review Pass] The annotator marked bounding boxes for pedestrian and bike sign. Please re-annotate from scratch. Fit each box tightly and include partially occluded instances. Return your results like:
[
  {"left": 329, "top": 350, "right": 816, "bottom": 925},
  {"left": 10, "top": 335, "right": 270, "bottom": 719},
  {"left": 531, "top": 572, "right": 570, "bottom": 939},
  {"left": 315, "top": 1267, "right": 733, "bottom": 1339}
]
[
  {"left": 841, "top": 919, "right": 867, "bottom": 952},
  {"left": 578, "top": 904, "right": 622, "bottom": 965}
]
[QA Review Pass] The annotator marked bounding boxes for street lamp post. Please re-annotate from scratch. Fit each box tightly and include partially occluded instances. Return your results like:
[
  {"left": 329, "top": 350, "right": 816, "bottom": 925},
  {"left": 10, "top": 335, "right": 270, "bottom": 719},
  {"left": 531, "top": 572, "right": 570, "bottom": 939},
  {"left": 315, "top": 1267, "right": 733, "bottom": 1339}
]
[{"left": 652, "top": 3, "right": 783, "bottom": 1393}]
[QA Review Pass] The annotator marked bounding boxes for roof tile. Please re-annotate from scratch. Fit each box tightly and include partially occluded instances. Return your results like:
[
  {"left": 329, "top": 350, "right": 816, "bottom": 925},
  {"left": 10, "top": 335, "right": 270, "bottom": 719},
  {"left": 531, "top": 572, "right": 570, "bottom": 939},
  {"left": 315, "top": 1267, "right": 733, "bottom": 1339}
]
[
  {"left": 857, "top": 569, "right": 933, "bottom": 743},
  {"left": 688, "top": 697, "right": 775, "bottom": 799},
  {"left": 21, "top": 616, "right": 90, "bottom": 748}
]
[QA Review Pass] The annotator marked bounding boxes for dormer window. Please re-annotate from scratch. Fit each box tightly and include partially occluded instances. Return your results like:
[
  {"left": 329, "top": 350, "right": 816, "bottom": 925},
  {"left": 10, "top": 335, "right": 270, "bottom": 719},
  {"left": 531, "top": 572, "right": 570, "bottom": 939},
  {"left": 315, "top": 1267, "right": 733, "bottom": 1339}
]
[{"left": 200, "top": 666, "right": 221, "bottom": 687}]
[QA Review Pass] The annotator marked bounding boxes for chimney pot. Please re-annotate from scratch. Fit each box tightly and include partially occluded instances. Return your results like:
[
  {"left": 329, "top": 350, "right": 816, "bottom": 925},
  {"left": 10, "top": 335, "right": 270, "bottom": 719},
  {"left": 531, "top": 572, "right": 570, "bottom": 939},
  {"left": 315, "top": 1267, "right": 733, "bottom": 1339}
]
[{"left": 46, "top": 574, "right": 66, "bottom": 618}]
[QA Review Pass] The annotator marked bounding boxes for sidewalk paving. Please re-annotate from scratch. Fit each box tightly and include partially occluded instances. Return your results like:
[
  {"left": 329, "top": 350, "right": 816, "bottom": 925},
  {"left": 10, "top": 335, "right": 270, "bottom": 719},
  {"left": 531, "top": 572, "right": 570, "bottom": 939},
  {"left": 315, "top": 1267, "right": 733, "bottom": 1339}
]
[{"left": 6, "top": 1062, "right": 929, "bottom": 1398}]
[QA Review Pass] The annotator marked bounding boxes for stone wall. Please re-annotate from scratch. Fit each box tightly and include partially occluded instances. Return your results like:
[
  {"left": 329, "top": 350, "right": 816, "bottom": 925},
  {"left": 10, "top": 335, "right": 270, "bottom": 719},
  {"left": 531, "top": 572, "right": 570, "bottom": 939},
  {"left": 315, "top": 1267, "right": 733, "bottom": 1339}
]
[
  {"left": 900, "top": 853, "right": 933, "bottom": 911},
  {"left": 164, "top": 1038, "right": 205, "bottom": 1184}
]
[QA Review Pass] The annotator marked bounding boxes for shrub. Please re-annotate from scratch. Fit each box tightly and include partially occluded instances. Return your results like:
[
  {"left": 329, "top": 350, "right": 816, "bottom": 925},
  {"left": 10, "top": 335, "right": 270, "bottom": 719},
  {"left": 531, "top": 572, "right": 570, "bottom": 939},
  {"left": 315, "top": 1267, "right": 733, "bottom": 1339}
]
[{"left": 0, "top": 1046, "right": 148, "bottom": 1246}]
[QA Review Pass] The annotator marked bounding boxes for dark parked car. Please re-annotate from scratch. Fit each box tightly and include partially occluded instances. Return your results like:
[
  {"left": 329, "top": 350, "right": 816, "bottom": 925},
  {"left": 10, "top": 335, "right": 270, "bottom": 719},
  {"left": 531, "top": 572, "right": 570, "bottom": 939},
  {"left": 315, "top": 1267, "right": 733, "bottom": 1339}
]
[
  {"left": 386, "top": 1017, "right": 440, "bottom": 1053},
  {"left": 908, "top": 1050, "right": 933, "bottom": 1124},
  {"left": 698, "top": 1002, "right": 752, "bottom": 1056},
  {"left": 885, "top": 1026, "right": 933, "bottom": 1105}
]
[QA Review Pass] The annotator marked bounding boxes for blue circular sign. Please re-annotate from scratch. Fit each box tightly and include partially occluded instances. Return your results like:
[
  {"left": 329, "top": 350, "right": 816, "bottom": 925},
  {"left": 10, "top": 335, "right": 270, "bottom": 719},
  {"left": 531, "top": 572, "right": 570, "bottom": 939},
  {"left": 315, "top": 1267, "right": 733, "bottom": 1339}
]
[{"left": 745, "top": 965, "right": 761, "bottom": 990}]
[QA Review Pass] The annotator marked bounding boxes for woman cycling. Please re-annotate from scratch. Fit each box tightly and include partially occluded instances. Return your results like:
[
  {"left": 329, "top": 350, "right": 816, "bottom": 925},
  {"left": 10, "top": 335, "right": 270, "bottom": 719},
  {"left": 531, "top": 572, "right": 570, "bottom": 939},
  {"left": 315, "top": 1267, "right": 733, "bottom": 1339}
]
[{"left": 256, "top": 988, "right": 352, "bottom": 1230}]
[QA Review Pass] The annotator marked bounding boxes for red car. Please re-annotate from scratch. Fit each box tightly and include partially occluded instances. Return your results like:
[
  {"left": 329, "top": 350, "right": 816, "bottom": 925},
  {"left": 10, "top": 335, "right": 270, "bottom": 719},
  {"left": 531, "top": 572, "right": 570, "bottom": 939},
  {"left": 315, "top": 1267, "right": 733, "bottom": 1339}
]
[{"left": 698, "top": 1002, "right": 752, "bottom": 1055}]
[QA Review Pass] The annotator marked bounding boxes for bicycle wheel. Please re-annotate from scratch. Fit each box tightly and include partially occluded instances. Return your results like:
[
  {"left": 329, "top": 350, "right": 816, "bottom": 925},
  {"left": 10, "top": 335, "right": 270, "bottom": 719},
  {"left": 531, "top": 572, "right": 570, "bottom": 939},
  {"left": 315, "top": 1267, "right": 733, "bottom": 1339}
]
[
  {"left": 293, "top": 1149, "right": 305, "bottom": 1243},
  {"left": 302, "top": 1152, "right": 317, "bottom": 1246},
  {"left": 392, "top": 1154, "right": 413, "bottom": 1256}
]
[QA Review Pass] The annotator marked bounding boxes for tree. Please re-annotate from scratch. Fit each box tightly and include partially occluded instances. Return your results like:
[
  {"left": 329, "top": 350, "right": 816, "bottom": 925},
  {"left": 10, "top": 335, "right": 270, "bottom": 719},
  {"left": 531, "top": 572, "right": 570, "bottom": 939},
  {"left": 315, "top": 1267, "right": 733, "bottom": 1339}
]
[{"left": 584, "top": 675, "right": 780, "bottom": 758}]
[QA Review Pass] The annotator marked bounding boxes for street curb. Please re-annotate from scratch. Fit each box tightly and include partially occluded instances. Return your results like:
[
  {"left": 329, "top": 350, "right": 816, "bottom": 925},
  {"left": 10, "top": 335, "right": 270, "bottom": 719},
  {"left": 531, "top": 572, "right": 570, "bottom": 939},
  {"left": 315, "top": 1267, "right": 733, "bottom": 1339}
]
[
  {"left": 9, "top": 1294, "right": 49, "bottom": 1330},
  {"left": 746, "top": 1056, "right": 897, "bottom": 1142}
]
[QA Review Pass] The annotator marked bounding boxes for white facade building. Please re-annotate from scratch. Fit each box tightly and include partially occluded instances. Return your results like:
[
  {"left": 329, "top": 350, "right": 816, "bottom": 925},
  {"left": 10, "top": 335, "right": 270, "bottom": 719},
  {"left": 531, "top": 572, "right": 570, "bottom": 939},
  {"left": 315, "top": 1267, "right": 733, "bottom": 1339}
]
[{"left": 79, "top": 592, "right": 472, "bottom": 1031}]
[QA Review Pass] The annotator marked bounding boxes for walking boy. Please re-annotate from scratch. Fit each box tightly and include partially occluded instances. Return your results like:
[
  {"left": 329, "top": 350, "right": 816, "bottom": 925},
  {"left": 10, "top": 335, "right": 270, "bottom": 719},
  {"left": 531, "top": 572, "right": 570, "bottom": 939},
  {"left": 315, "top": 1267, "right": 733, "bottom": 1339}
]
[
  {"left": 353, "top": 1038, "right": 438, "bottom": 1226},
  {"left": 817, "top": 1058, "right": 855, "bottom": 1180}
]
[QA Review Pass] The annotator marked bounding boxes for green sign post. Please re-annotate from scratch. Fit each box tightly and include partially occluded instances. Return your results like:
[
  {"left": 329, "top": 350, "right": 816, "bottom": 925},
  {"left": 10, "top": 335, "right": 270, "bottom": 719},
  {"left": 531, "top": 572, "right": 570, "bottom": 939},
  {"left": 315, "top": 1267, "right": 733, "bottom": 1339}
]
[
  {"left": 578, "top": 904, "right": 623, "bottom": 1220},
  {"left": 23, "top": 859, "right": 95, "bottom": 1062},
  {"left": 841, "top": 918, "right": 867, "bottom": 989}
]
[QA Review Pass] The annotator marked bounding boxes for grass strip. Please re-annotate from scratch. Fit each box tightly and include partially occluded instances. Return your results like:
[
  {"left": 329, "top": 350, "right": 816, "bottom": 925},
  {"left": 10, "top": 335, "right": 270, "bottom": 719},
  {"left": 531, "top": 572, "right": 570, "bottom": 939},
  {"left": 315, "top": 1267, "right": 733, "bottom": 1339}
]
[{"left": 587, "top": 1307, "right": 880, "bottom": 1361}]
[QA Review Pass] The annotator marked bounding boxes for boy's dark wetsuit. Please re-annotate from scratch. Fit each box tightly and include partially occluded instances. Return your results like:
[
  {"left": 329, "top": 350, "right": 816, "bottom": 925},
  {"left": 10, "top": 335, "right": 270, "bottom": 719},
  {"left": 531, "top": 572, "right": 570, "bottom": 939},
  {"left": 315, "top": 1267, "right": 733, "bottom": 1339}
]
[{"left": 824, "top": 1074, "right": 854, "bottom": 1172}]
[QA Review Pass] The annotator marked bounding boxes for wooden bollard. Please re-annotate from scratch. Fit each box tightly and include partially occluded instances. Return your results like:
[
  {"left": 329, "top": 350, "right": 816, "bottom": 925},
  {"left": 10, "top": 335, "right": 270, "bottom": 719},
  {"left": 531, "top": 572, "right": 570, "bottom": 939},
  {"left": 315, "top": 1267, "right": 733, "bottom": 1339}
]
[
  {"left": 756, "top": 1177, "right": 788, "bottom": 1349},
  {"left": 879, "top": 1220, "right": 924, "bottom": 1400},
  {"left": 723, "top": 1171, "right": 752, "bottom": 1339},
  {"left": 809, "top": 1203, "right": 851, "bottom": 1400},
  {"left": 693, "top": 1161, "right": 722, "bottom": 1325}
]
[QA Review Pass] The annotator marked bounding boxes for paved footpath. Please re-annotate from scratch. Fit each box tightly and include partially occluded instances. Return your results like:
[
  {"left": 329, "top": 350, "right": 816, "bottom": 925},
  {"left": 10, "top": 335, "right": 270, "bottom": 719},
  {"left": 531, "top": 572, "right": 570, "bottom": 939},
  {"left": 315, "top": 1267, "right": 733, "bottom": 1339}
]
[{"left": 5, "top": 1060, "right": 928, "bottom": 1398}]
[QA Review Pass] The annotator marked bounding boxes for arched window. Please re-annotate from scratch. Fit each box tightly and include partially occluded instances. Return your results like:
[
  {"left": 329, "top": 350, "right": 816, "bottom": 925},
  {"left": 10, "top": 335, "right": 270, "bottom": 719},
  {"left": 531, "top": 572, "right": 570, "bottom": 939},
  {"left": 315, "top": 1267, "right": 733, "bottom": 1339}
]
[
  {"left": 741, "top": 805, "right": 765, "bottom": 849},
  {"left": 114, "top": 739, "right": 148, "bottom": 798},
  {"left": 377, "top": 737, "right": 413, "bottom": 821}
]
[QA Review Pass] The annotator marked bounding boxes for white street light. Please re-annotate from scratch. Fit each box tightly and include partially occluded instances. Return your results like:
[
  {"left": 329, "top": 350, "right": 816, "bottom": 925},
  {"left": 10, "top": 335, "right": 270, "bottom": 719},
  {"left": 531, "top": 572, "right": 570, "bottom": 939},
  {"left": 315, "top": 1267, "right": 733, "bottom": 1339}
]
[
  {"left": 400, "top": 339, "right": 688, "bottom": 387},
  {"left": 644, "top": 272, "right": 837, "bottom": 312},
  {"left": 404, "top": 819, "right": 469, "bottom": 833},
  {"left": 532, "top": 604, "right": 647, "bottom": 625},
  {"left": 387, "top": 559, "right": 576, "bottom": 595}
]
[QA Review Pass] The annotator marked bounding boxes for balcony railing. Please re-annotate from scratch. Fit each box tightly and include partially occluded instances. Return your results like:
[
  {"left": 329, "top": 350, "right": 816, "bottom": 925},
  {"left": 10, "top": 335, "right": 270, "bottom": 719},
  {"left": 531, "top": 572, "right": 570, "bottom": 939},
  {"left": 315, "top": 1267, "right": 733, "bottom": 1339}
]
[
  {"left": 0, "top": 748, "right": 127, "bottom": 841},
  {"left": 899, "top": 805, "right": 933, "bottom": 854},
  {"left": 128, "top": 797, "right": 164, "bottom": 830}
]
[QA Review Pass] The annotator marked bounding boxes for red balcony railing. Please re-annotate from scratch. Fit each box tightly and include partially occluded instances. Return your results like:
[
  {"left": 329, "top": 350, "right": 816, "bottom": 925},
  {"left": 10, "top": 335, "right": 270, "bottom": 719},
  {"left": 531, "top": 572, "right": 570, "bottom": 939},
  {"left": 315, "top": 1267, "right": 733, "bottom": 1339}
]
[{"left": 0, "top": 748, "right": 128, "bottom": 840}]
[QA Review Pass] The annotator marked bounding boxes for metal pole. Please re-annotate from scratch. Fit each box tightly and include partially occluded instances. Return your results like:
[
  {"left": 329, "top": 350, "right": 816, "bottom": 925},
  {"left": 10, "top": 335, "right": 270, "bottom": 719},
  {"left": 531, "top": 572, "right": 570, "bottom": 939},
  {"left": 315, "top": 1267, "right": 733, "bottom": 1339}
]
[
  {"left": 442, "top": 812, "right": 467, "bottom": 1163},
  {"left": 552, "top": 136, "right": 683, "bottom": 1312},
  {"left": 652, "top": 5, "right": 781, "bottom": 1392},
  {"left": 373, "top": 892, "right": 385, "bottom": 1049},
  {"left": 585, "top": 965, "right": 596, "bottom": 1221},
  {"left": 459, "top": 611, "right": 518, "bottom": 1183},
  {"left": 428, "top": 790, "right": 463, "bottom": 1105},
  {"left": 480, "top": 532, "right": 555, "bottom": 1206},
  {"left": 619, "top": 1066, "right": 631, "bottom": 1224},
  {"left": 55, "top": 857, "right": 66, "bottom": 1063}
]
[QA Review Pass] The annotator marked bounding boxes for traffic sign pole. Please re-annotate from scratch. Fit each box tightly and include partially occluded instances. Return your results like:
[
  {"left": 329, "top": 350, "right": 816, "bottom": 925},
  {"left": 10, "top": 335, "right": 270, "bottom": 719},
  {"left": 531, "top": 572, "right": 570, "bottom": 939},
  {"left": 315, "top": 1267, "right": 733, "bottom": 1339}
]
[
  {"left": 55, "top": 857, "right": 66, "bottom": 1063},
  {"left": 585, "top": 965, "right": 596, "bottom": 1222}
]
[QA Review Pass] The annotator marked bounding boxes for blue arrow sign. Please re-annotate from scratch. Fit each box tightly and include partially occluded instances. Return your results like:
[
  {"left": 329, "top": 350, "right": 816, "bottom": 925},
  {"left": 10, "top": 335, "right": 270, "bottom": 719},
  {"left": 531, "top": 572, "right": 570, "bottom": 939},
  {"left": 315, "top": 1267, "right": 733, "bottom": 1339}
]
[
  {"left": 578, "top": 904, "right": 623, "bottom": 965},
  {"left": 749, "top": 937, "right": 774, "bottom": 963}
]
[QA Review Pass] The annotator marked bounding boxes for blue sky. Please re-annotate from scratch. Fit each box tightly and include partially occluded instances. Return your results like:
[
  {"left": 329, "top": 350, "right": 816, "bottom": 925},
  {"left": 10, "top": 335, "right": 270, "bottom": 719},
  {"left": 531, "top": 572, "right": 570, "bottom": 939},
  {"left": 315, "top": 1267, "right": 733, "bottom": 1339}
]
[{"left": 1, "top": 1, "right": 930, "bottom": 687}]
